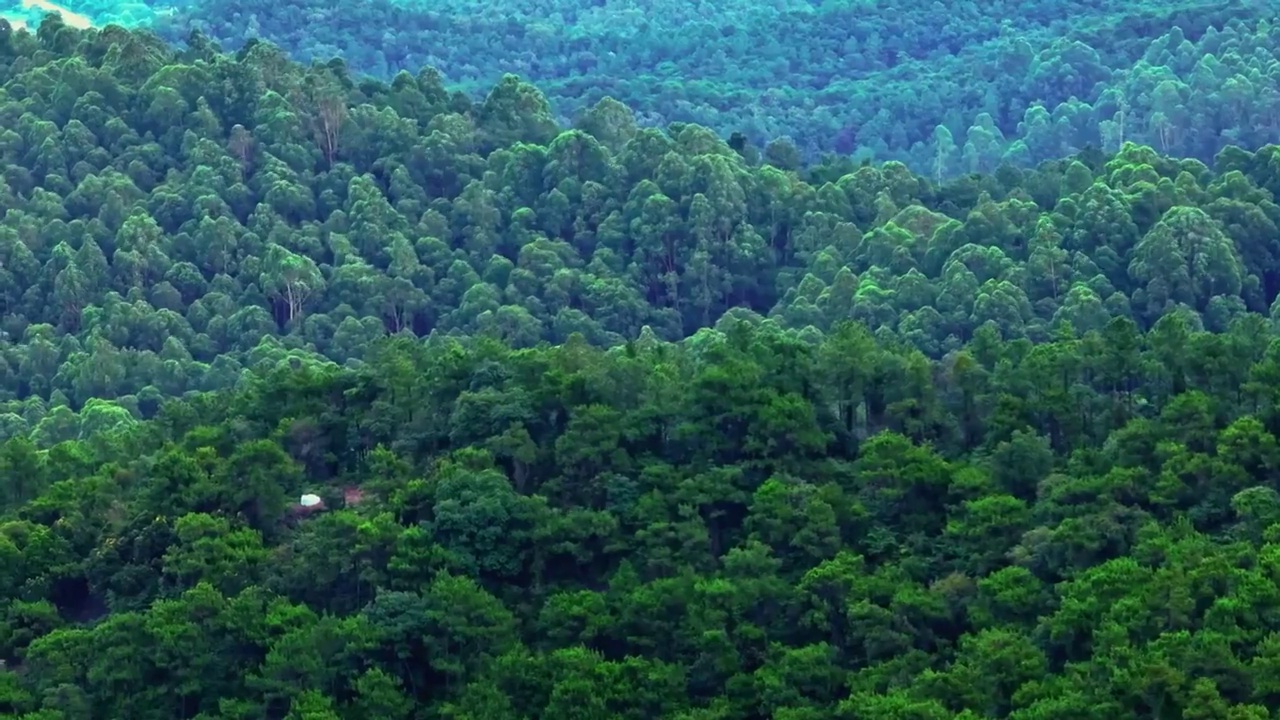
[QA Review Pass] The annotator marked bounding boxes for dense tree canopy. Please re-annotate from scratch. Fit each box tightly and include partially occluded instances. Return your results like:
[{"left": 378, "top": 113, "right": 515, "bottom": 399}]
[
  {"left": 4, "top": 12, "right": 1280, "bottom": 439},
  {"left": 136, "top": 0, "right": 1280, "bottom": 173},
  {"left": 6, "top": 13, "right": 1280, "bottom": 720},
  {"left": 6, "top": 0, "right": 1278, "bottom": 172}
]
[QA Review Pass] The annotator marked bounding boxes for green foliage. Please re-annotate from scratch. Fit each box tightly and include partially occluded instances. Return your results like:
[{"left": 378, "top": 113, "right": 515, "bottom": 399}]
[
  {"left": 6, "top": 309, "right": 1280, "bottom": 717},
  {"left": 125, "top": 0, "right": 1280, "bottom": 174},
  {"left": 4, "top": 16, "right": 1280, "bottom": 448},
  {"left": 5, "top": 16, "right": 1280, "bottom": 720}
]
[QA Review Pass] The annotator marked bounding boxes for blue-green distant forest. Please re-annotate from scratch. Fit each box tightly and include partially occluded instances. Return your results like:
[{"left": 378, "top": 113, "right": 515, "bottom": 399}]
[
  {"left": 4, "top": 0, "right": 1280, "bottom": 174},
  {"left": 150, "top": 0, "right": 1280, "bottom": 171}
]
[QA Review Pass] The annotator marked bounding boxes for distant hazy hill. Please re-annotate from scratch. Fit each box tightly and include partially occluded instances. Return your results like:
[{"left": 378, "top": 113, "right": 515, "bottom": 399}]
[
  {"left": 139, "top": 0, "right": 1277, "bottom": 170},
  {"left": 0, "top": 0, "right": 163, "bottom": 28},
  {"left": 5, "top": 0, "right": 1278, "bottom": 176}
]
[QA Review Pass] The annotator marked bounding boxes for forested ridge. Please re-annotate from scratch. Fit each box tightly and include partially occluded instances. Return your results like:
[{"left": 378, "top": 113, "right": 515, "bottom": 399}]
[
  {"left": 143, "top": 0, "right": 1280, "bottom": 172},
  {"left": 8, "top": 14, "right": 1280, "bottom": 720},
  {"left": 9, "top": 0, "right": 1280, "bottom": 173}
]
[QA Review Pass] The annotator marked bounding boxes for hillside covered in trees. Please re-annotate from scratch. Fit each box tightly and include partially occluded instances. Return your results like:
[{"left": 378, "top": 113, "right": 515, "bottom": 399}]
[
  {"left": 8, "top": 12, "right": 1280, "bottom": 720},
  {"left": 8, "top": 0, "right": 1280, "bottom": 173},
  {"left": 139, "top": 0, "right": 1280, "bottom": 173}
]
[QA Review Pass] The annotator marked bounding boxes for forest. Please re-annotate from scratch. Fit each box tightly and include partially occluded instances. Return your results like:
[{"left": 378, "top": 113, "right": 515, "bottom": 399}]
[
  {"left": 8, "top": 0, "right": 1280, "bottom": 174},
  {"left": 6, "top": 9, "right": 1280, "bottom": 720},
  {"left": 137, "top": 0, "right": 1280, "bottom": 174}
]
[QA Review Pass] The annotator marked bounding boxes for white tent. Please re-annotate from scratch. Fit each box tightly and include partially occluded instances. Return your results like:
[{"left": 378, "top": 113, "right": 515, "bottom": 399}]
[{"left": 299, "top": 493, "right": 323, "bottom": 508}]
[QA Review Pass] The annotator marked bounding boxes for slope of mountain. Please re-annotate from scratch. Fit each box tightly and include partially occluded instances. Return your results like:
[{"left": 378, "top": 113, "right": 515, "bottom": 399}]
[
  {"left": 5, "top": 11, "right": 1280, "bottom": 720},
  {"left": 7, "top": 0, "right": 1280, "bottom": 175}
]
